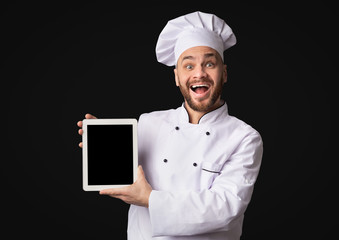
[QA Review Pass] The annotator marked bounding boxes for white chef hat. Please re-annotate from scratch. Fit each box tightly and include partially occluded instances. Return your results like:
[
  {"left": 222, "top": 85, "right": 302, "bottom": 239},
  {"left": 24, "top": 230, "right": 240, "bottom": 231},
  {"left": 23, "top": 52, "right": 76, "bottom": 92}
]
[{"left": 156, "top": 11, "right": 237, "bottom": 66}]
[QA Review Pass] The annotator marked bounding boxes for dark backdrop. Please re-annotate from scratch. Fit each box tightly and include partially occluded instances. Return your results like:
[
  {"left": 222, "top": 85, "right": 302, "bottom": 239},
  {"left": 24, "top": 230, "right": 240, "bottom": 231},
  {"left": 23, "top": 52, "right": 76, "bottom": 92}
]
[{"left": 2, "top": 2, "right": 337, "bottom": 239}]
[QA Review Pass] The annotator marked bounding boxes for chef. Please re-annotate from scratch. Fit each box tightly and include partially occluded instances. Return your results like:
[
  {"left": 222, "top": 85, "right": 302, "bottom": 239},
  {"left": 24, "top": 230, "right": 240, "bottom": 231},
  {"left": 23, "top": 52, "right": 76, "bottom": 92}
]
[{"left": 78, "top": 11, "right": 263, "bottom": 240}]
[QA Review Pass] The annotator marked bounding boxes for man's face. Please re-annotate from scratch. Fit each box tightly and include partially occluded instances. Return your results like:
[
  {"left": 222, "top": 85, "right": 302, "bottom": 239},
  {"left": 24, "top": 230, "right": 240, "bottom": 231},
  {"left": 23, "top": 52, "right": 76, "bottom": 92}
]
[{"left": 174, "top": 46, "right": 227, "bottom": 113}]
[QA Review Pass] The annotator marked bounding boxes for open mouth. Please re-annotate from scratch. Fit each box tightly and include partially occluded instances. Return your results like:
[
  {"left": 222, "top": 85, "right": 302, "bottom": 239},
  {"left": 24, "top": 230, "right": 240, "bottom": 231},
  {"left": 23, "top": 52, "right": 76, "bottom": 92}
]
[{"left": 190, "top": 84, "right": 210, "bottom": 95}]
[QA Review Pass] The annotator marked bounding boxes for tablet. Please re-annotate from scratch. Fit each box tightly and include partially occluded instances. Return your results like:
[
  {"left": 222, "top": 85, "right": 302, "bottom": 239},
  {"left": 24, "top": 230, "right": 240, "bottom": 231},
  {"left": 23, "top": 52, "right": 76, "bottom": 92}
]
[{"left": 82, "top": 118, "right": 138, "bottom": 191}]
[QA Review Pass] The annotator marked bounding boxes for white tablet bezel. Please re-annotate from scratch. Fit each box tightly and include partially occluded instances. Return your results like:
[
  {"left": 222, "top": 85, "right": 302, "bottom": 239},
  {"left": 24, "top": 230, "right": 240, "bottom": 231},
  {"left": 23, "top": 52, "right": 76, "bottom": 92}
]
[{"left": 82, "top": 118, "right": 138, "bottom": 191}]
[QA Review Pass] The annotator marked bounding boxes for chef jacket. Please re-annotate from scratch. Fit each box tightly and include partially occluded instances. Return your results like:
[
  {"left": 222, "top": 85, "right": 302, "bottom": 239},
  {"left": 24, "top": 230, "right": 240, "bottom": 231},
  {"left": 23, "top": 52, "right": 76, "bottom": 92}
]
[{"left": 127, "top": 102, "right": 263, "bottom": 240}]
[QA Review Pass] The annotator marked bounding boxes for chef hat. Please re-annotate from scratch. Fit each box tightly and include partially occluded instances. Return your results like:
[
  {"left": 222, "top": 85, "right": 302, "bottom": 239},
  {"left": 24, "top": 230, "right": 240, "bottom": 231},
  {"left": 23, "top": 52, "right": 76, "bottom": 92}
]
[{"left": 156, "top": 11, "right": 236, "bottom": 66}]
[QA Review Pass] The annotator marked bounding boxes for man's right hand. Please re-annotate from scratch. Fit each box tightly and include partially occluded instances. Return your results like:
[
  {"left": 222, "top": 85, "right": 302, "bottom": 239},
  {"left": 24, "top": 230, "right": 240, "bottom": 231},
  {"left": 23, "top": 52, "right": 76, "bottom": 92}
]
[{"left": 77, "top": 113, "right": 97, "bottom": 148}]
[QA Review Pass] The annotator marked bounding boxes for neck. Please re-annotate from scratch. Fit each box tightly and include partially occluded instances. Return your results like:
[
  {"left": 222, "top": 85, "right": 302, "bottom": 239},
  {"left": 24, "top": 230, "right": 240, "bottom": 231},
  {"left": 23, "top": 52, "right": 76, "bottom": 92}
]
[{"left": 184, "top": 99, "right": 224, "bottom": 124}]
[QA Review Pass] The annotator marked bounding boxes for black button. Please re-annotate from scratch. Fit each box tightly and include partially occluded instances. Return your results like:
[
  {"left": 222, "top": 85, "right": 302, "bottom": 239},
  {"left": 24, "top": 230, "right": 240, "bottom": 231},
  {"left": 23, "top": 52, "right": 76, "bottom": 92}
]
[
  {"left": 206, "top": 131, "right": 210, "bottom": 135},
  {"left": 163, "top": 159, "right": 168, "bottom": 163},
  {"left": 175, "top": 126, "right": 180, "bottom": 130},
  {"left": 193, "top": 163, "right": 198, "bottom": 167}
]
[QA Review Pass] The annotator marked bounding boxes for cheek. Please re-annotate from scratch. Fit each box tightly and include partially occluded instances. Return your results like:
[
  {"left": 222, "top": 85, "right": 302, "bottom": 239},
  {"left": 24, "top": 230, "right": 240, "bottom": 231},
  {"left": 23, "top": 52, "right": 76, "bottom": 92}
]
[
  {"left": 210, "top": 73, "right": 223, "bottom": 84},
  {"left": 177, "top": 74, "right": 190, "bottom": 88},
  {"left": 214, "top": 69, "right": 226, "bottom": 84}
]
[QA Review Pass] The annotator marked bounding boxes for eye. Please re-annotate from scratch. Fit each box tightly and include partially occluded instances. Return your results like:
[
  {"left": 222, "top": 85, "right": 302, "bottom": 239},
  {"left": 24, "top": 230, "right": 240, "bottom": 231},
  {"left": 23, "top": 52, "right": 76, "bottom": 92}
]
[
  {"left": 206, "top": 62, "right": 215, "bottom": 68},
  {"left": 185, "top": 64, "right": 193, "bottom": 70}
]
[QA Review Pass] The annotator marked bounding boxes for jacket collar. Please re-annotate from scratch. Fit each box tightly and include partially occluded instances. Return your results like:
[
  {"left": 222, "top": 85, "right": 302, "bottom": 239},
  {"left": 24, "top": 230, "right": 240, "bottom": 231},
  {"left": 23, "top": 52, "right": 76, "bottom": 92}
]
[{"left": 179, "top": 101, "right": 228, "bottom": 125}]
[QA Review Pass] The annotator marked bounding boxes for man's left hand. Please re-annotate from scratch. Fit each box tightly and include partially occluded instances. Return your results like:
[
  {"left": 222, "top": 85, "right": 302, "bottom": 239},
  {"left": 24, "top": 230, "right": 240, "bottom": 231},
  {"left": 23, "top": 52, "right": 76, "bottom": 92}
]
[{"left": 99, "top": 165, "right": 152, "bottom": 208}]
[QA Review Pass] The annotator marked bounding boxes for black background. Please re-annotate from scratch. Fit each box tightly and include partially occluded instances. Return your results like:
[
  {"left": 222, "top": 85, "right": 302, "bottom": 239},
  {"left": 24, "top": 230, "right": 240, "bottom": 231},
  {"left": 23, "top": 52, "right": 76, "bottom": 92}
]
[{"left": 2, "top": 2, "right": 337, "bottom": 239}]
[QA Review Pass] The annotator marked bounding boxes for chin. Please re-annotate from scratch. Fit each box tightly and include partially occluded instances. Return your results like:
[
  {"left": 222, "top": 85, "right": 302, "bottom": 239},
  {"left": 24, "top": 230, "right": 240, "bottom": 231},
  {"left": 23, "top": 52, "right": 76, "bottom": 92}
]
[{"left": 187, "top": 98, "right": 218, "bottom": 112}]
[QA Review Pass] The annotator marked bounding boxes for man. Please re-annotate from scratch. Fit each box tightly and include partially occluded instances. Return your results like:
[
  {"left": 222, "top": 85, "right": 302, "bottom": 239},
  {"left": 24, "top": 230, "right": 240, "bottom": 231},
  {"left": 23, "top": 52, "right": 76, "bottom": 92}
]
[{"left": 77, "top": 11, "right": 263, "bottom": 240}]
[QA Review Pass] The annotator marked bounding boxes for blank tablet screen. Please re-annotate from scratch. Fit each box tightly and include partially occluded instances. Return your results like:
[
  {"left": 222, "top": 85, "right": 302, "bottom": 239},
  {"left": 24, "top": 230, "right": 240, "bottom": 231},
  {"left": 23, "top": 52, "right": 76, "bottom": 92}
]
[{"left": 87, "top": 125, "right": 133, "bottom": 185}]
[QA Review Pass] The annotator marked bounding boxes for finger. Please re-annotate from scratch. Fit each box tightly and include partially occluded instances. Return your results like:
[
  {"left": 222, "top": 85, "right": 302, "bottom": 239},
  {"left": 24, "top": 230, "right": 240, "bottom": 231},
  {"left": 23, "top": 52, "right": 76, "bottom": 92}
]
[
  {"left": 79, "top": 142, "right": 83, "bottom": 148},
  {"left": 77, "top": 121, "right": 83, "bottom": 128},
  {"left": 100, "top": 187, "right": 128, "bottom": 196},
  {"left": 78, "top": 129, "right": 83, "bottom": 135},
  {"left": 100, "top": 189, "right": 121, "bottom": 195},
  {"left": 85, "top": 113, "right": 97, "bottom": 119},
  {"left": 100, "top": 189, "right": 118, "bottom": 196}
]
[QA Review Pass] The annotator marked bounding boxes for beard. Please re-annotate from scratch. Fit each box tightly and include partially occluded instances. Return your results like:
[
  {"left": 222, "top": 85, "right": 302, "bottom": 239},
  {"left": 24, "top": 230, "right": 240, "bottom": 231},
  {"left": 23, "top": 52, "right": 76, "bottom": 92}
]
[{"left": 178, "top": 77, "right": 224, "bottom": 113}]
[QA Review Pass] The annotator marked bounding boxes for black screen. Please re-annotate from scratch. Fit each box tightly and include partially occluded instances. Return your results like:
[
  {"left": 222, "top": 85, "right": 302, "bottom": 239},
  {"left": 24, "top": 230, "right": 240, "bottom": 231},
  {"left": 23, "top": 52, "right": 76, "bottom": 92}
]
[{"left": 87, "top": 124, "right": 134, "bottom": 185}]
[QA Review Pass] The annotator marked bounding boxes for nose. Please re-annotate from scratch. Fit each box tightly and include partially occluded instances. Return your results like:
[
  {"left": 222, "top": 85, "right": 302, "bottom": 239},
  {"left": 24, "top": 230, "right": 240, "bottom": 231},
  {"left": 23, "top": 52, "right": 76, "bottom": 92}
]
[{"left": 193, "top": 65, "right": 207, "bottom": 79}]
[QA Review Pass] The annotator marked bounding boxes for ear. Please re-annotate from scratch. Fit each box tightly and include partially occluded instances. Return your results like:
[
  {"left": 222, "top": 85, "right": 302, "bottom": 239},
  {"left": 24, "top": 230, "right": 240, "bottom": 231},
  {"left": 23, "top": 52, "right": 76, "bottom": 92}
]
[
  {"left": 174, "top": 68, "right": 179, "bottom": 86},
  {"left": 223, "top": 64, "right": 227, "bottom": 84}
]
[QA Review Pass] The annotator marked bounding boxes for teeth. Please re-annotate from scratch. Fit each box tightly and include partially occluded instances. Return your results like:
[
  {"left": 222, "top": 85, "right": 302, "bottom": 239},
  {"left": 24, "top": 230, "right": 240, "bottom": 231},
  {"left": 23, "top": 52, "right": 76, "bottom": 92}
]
[{"left": 192, "top": 84, "right": 209, "bottom": 89}]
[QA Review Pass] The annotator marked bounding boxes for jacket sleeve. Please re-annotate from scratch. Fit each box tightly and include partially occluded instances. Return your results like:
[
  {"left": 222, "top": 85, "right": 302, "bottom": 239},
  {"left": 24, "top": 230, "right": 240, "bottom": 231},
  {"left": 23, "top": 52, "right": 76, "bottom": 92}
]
[{"left": 148, "top": 131, "right": 263, "bottom": 237}]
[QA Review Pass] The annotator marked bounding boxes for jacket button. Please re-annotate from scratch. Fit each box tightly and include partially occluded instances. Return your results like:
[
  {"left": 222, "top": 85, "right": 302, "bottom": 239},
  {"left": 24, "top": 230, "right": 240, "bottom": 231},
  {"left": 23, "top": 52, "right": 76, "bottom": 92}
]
[
  {"left": 163, "top": 159, "right": 168, "bottom": 163},
  {"left": 175, "top": 126, "right": 180, "bottom": 130},
  {"left": 193, "top": 162, "right": 198, "bottom": 167},
  {"left": 206, "top": 131, "right": 210, "bottom": 135}
]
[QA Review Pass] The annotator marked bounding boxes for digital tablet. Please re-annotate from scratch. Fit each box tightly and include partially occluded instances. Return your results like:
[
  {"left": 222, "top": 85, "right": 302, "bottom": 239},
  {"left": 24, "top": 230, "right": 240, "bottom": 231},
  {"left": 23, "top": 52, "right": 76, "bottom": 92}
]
[{"left": 82, "top": 119, "right": 138, "bottom": 191}]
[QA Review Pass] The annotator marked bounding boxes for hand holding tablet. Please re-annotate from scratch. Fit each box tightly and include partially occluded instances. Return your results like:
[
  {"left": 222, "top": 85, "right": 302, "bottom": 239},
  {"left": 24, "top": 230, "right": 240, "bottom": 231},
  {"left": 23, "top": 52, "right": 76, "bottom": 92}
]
[
  {"left": 77, "top": 115, "right": 151, "bottom": 207},
  {"left": 99, "top": 165, "right": 152, "bottom": 207},
  {"left": 77, "top": 113, "right": 97, "bottom": 148}
]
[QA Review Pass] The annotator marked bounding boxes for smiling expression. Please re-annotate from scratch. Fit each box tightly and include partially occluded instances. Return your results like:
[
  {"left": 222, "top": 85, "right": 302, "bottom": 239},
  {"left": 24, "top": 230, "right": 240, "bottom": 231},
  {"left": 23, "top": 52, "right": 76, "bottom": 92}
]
[{"left": 174, "top": 46, "right": 227, "bottom": 113}]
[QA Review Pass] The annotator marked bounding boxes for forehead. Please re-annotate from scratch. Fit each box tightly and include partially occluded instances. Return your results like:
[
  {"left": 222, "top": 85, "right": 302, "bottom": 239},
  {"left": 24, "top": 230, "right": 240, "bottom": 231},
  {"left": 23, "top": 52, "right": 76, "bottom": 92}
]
[{"left": 178, "top": 46, "right": 221, "bottom": 63}]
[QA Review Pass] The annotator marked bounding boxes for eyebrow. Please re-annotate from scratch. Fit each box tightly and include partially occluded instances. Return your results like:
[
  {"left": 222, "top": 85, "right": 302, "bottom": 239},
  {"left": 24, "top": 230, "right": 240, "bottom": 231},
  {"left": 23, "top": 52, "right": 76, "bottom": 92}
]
[
  {"left": 182, "top": 55, "right": 195, "bottom": 62},
  {"left": 204, "top": 53, "right": 217, "bottom": 59},
  {"left": 181, "top": 53, "right": 217, "bottom": 63}
]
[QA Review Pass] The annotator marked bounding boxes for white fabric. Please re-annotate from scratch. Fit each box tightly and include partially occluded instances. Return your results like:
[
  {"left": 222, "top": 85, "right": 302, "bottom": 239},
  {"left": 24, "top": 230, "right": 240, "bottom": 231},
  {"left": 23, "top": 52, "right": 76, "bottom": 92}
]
[
  {"left": 127, "top": 103, "right": 263, "bottom": 240},
  {"left": 174, "top": 28, "right": 224, "bottom": 64},
  {"left": 156, "top": 11, "right": 237, "bottom": 66}
]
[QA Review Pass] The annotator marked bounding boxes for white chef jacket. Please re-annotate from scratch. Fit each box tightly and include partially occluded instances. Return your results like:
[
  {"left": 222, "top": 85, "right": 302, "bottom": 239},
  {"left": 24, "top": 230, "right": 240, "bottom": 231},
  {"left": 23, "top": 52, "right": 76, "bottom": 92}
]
[{"left": 127, "top": 102, "right": 263, "bottom": 240}]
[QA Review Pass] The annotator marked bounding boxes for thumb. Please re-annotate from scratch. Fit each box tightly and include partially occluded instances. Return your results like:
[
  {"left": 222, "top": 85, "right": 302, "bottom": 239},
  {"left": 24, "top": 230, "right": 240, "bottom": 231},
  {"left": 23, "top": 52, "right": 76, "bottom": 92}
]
[{"left": 137, "top": 165, "right": 145, "bottom": 180}]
